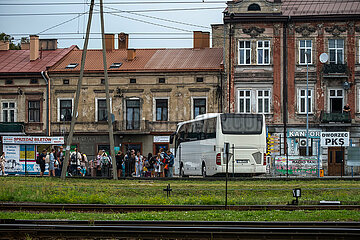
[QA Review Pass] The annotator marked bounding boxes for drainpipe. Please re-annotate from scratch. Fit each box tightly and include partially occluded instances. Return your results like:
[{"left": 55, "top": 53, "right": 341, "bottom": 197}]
[
  {"left": 41, "top": 71, "right": 50, "bottom": 136},
  {"left": 283, "top": 17, "right": 289, "bottom": 177}
]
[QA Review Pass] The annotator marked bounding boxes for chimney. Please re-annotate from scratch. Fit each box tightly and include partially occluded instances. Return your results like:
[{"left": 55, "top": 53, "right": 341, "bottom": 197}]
[
  {"left": 127, "top": 49, "right": 136, "bottom": 61},
  {"left": 30, "top": 35, "right": 39, "bottom": 61},
  {"left": 193, "top": 31, "right": 202, "bottom": 48},
  {"left": 0, "top": 41, "right": 9, "bottom": 50},
  {"left": 202, "top": 32, "right": 210, "bottom": 48},
  {"left": 39, "top": 39, "right": 57, "bottom": 50},
  {"left": 105, "top": 34, "right": 115, "bottom": 51},
  {"left": 118, "top": 32, "right": 128, "bottom": 49},
  {"left": 22, "top": 42, "right": 30, "bottom": 50}
]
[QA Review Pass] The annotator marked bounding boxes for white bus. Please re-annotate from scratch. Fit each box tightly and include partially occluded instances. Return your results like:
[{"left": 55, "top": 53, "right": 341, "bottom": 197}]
[{"left": 171, "top": 113, "right": 267, "bottom": 177}]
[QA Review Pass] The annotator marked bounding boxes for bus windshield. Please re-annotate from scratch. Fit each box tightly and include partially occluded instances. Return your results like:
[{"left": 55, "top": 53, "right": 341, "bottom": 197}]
[{"left": 220, "top": 114, "right": 263, "bottom": 134}]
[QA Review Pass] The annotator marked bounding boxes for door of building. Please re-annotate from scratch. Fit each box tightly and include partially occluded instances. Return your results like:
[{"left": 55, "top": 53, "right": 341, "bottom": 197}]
[{"left": 328, "top": 147, "right": 344, "bottom": 176}]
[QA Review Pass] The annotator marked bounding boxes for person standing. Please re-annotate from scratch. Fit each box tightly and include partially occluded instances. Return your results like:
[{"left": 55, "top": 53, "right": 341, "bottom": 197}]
[
  {"left": 55, "top": 146, "right": 64, "bottom": 176},
  {"left": 38, "top": 150, "right": 47, "bottom": 176},
  {"left": 166, "top": 150, "right": 174, "bottom": 178},
  {"left": 0, "top": 152, "right": 7, "bottom": 176},
  {"left": 48, "top": 149, "right": 56, "bottom": 177},
  {"left": 115, "top": 151, "right": 124, "bottom": 178},
  {"left": 80, "top": 153, "right": 88, "bottom": 177},
  {"left": 135, "top": 151, "right": 143, "bottom": 177},
  {"left": 101, "top": 151, "right": 110, "bottom": 177}
]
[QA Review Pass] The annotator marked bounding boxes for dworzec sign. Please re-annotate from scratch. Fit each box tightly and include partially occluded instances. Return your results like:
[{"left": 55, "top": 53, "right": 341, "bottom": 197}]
[{"left": 320, "top": 132, "right": 349, "bottom": 147}]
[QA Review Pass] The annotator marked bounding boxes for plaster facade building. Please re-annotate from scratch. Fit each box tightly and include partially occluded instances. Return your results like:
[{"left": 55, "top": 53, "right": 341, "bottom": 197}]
[
  {"left": 48, "top": 33, "right": 223, "bottom": 159},
  {"left": 212, "top": 0, "right": 360, "bottom": 176}
]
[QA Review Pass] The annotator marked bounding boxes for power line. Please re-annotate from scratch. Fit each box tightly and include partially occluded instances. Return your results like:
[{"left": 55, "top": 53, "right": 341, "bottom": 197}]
[
  {"left": 37, "top": 12, "right": 88, "bottom": 35},
  {"left": 0, "top": 1, "right": 227, "bottom": 6},
  {"left": 0, "top": 7, "right": 225, "bottom": 17}
]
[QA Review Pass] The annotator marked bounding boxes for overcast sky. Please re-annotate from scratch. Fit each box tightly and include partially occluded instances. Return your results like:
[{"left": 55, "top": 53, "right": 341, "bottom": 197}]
[{"left": 0, "top": 0, "right": 226, "bottom": 49}]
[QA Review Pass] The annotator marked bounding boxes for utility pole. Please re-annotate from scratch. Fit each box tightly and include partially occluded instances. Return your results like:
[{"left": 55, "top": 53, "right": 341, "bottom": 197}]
[
  {"left": 61, "top": 0, "right": 95, "bottom": 180},
  {"left": 100, "top": 0, "right": 117, "bottom": 179}
]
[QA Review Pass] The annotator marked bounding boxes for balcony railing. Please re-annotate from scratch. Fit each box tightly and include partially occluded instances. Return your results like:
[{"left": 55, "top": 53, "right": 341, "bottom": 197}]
[
  {"left": 321, "top": 112, "right": 351, "bottom": 123},
  {"left": 323, "top": 63, "right": 348, "bottom": 75},
  {"left": 114, "top": 120, "right": 149, "bottom": 133},
  {"left": 0, "top": 122, "right": 25, "bottom": 133}
]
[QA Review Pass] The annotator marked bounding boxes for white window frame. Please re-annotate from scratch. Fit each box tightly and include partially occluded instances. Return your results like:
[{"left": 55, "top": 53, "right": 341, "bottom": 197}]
[
  {"left": 57, "top": 98, "right": 73, "bottom": 122},
  {"left": 299, "top": 40, "right": 312, "bottom": 65},
  {"left": 95, "top": 98, "right": 112, "bottom": 122},
  {"left": 328, "top": 88, "right": 344, "bottom": 113},
  {"left": 191, "top": 97, "right": 207, "bottom": 119},
  {"left": 257, "top": 40, "right": 270, "bottom": 65},
  {"left": 256, "top": 89, "right": 271, "bottom": 113},
  {"left": 153, "top": 97, "right": 169, "bottom": 121},
  {"left": 238, "top": 89, "right": 252, "bottom": 113},
  {"left": 238, "top": 40, "right": 251, "bottom": 65},
  {"left": 1, "top": 100, "right": 17, "bottom": 122},
  {"left": 329, "top": 39, "right": 344, "bottom": 64},
  {"left": 298, "top": 88, "right": 313, "bottom": 114}
]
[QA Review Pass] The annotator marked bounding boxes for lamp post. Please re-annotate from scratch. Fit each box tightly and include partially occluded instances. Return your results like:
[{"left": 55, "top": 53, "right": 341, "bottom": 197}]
[{"left": 305, "top": 51, "right": 309, "bottom": 156}]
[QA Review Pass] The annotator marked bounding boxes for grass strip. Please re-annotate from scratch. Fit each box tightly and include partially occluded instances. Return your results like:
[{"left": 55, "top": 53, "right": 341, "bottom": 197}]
[
  {"left": 1, "top": 210, "right": 360, "bottom": 222},
  {"left": 1, "top": 177, "right": 360, "bottom": 205}
]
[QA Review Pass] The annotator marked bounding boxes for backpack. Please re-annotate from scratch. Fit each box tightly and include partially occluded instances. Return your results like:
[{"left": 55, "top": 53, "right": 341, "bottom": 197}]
[
  {"left": 36, "top": 155, "right": 41, "bottom": 164},
  {"left": 70, "top": 153, "right": 76, "bottom": 164}
]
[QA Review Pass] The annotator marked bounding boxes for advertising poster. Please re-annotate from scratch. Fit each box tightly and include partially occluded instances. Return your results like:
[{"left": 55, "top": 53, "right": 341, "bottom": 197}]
[
  {"left": 20, "top": 145, "right": 35, "bottom": 161},
  {"left": 3, "top": 144, "right": 41, "bottom": 175}
]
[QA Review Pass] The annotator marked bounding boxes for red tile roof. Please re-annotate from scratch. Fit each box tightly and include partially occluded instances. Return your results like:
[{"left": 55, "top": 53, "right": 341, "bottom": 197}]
[
  {"left": 0, "top": 45, "right": 78, "bottom": 74},
  {"left": 50, "top": 48, "right": 223, "bottom": 73}
]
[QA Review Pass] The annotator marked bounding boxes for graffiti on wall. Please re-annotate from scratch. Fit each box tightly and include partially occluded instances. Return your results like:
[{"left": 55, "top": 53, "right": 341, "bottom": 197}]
[{"left": 275, "top": 156, "right": 319, "bottom": 176}]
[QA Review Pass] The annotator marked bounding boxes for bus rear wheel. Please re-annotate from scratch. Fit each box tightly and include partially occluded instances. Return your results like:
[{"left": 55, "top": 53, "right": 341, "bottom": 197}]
[{"left": 180, "top": 164, "right": 185, "bottom": 177}]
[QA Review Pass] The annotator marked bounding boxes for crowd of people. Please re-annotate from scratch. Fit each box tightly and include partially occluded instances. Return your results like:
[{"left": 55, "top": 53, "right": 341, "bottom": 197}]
[{"left": 35, "top": 147, "right": 175, "bottom": 178}]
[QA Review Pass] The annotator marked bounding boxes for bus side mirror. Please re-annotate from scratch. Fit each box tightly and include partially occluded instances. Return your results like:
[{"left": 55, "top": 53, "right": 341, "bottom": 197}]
[{"left": 170, "top": 132, "right": 176, "bottom": 144}]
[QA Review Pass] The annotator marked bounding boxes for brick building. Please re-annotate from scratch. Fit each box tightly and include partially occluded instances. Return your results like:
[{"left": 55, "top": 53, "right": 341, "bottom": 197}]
[
  {"left": 48, "top": 33, "right": 223, "bottom": 159},
  {"left": 212, "top": 0, "right": 360, "bottom": 176}
]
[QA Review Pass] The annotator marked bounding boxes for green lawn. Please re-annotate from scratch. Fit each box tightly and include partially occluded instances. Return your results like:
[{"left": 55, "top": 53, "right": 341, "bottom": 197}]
[{"left": 1, "top": 177, "right": 360, "bottom": 205}]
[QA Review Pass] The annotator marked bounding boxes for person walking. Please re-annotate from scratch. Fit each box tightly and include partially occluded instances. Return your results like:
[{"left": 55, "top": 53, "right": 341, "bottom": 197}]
[
  {"left": 0, "top": 152, "right": 7, "bottom": 176},
  {"left": 48, "top": 149, "right": 56, "bottom": 177}
]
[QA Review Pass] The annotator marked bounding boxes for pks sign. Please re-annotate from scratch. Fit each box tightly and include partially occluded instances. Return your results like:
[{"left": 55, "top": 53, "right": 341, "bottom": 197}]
[{"left": 320, "top": 132, "right": 349, "bottom": 147}]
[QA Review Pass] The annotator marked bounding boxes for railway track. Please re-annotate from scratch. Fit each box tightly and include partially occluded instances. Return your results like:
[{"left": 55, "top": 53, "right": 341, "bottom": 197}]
[
  {"left": 1, "top": 202, "right": 360, "bottom": 212},
  {"left": 1, "top": 219, "right": 359, "bottom": 239}
]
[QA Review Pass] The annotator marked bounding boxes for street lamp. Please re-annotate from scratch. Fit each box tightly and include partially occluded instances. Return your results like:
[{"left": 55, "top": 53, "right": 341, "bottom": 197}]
[{"left": 305, "top": 51, "right": 310, "bottom": 156}]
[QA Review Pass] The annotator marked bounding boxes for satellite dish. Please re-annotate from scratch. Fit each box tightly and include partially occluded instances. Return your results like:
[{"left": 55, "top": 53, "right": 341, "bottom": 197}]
[{"left": 319, "top": 53, "right": 329, "bottom": 63}]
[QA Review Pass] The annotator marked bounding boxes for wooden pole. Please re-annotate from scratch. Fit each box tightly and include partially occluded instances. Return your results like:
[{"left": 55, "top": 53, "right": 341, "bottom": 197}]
[
  {"left": 61, "top": 0, "right": 95, "bottom": 180},
  {"left": 100, "top": 0, "right": 117, "bottom": 179}
]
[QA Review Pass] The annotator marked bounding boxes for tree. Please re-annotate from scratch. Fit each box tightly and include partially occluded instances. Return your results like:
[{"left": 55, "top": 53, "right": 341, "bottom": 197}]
[{"left": 0, "top": 33, "right": 21, "bottom": 50}]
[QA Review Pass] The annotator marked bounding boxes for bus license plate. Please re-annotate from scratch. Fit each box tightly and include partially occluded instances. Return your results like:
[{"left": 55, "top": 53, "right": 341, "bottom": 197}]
[{"left": 236, "top": 159, "right": 248, "bottom": 163}]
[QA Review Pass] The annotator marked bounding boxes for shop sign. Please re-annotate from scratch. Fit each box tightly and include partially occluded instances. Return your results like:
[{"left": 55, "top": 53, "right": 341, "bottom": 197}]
[
  {"left": 287, "top": 130, "right": 321, "bottom": 138},
  {"left": 320, "top": 132, "right": 349, "bottom": 147},
  {"left": 2, "top": 136, "right": 64, "bottom": 145},
  {"left": 153, "top": 136, "right": 170, "bottom": 143}
]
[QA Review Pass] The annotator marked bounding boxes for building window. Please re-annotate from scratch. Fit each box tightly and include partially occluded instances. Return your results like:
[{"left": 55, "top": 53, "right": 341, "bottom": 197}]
[
  {"left": 298, "top": 89, "right": 313, "bottom": 114},
  {"left": 299, "top": 139, "right": 313, "bottom": 156},
  {"left": 63, "top": 79, "right": 69, "bottom": 85},
  {"left": 248, "top": 3, "right": 261, "bottom": 11},
  {"left": 130, "top": 78, "right": 136, "bottom": 84},
  {"left": 5, "top": 79, "right": 13, "bottom": 85},
  {"left": 257, "top": 90, "right": 270, "bottom": 113},
  {"left": 30, "top": 79, "right": 38, "bottom": 84},
  {"left": 193, "top": 98, "right": 206, "bottom": 118},
  {"left": 196, "top": 77, "right": 204, "bottom": 83},
  {"left": 1, "top": 101, "right": 16, "bottom": 122},
  {"left": 299, "top": 40, "right": 312, "bottom": 64},
  {"left": 329, "top": 39, "right": 344, "bottom": 64},
  {"left": 59, "top": 99, "right": 73, "bottom": 121},
  {"left": 159, "top": 78, "right": 166, "bottom": 84},
  {"left": 329, "top": 89, "right": 343, "bottom": 113},
  {"left": 238, "top": 40, "right": 251, "bottom": 65},
  {"left": 96, "top": 99, "right": 108, "bottom": 122},
  {"left": 28, "top": 100, "right": 40, "bottom": 122},
  {"left": 126, "top": 99, "right": 140, "bottom": 130},
  {"left": 155, "top": 99, "right": 168, "bottom": 121},
  {"left": 238, "top": 90, "right": 251, "bottom": 113},
  {"left": 257, "top": 40, "right": 270, "bottom": 65}
]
